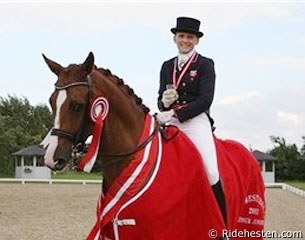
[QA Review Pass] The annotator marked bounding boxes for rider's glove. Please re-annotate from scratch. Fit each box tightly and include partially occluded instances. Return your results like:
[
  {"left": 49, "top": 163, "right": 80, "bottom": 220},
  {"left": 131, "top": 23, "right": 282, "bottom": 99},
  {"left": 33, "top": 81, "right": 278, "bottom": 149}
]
[
  {"left": 156, "top": 109, "right": 175, "bottom": 124},
  {"left": 161, "top": 89, "right": 179, "bottom": 108}
]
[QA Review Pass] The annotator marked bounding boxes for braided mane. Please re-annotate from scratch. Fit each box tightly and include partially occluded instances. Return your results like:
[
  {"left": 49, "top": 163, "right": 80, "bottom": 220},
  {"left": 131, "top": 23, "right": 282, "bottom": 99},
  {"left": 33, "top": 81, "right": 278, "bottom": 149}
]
[{"left": 96, "top": 67, "right": 150, "bottom": 114}]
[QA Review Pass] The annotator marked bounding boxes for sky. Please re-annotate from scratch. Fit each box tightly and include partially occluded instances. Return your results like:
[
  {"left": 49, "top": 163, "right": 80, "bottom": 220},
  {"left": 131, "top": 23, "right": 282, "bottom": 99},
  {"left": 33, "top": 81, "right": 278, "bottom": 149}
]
[{"left": 0, "top": 0, "right": 304, "bottom": 152}]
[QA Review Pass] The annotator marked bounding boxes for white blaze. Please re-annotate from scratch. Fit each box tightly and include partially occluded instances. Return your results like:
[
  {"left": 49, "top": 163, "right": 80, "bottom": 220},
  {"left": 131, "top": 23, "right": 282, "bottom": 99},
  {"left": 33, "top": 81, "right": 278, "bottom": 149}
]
[{"left": 44, "top": 90, "right": 67, "bottom": 168}]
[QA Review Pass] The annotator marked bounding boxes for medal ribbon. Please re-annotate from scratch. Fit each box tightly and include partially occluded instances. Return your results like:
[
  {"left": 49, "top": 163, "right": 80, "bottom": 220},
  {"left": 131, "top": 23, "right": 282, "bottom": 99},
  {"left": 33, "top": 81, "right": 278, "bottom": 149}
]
[{"left": 172, "top": 51, "right": 197, "bottom": 88}]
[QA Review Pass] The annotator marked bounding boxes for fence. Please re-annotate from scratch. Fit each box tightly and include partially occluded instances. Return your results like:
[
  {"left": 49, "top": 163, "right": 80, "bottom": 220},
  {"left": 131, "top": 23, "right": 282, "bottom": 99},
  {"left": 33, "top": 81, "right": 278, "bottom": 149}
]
[
  {"left": 0, "top": 178, "right": 102, "bottom": 185},
  {"left": 0, "top": 179, "right": 305, "bottom": 198}
]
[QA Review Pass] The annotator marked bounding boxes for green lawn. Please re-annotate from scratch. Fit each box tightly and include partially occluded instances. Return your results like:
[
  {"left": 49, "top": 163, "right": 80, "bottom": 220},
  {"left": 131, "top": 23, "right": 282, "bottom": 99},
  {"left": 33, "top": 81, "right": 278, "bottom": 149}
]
[
  {"left": 0, "top": 173, "right": 14, "bottom": 178},
  {"left": 0, "top": 171, "right": 102, "bottom": 180},
  {"left": 52, "top": 171, "right": 102, "bottom": 180},
  {"left": 286, "top": 181, "right": 305, "bottom": 191}
]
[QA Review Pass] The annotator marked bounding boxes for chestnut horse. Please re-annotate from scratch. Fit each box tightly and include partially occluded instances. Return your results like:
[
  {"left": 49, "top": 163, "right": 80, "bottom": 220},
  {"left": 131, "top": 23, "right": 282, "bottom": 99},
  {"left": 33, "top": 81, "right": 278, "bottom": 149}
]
[
  {"left": 43, "top": 52, "right": 149, "bottom": 187},
  {"left": 43, "top": 52, "right": 265, "bottom": 240}
]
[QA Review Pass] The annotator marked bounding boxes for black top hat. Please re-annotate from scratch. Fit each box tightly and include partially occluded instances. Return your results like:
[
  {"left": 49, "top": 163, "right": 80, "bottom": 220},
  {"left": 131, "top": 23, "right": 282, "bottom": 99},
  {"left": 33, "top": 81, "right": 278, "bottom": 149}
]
[{"left": 171, "top": 17, "right": 204, "bottom": 38}]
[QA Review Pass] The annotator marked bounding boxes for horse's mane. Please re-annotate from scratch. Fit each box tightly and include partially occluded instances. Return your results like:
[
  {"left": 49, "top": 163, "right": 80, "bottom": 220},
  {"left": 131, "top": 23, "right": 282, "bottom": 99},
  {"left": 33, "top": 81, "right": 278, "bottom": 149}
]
[{"left": 96, "top": 67, "right": 150, "bottom": 114}]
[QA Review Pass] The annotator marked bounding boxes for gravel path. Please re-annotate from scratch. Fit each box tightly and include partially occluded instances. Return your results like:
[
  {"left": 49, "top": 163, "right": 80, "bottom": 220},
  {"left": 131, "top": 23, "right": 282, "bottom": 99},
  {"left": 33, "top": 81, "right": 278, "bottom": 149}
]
[
  {"left": 264, "top": 188, "right": 305, "bottom": 237},
  {"left": 0, "top": 184, "right": 304, "bottom": 240}
]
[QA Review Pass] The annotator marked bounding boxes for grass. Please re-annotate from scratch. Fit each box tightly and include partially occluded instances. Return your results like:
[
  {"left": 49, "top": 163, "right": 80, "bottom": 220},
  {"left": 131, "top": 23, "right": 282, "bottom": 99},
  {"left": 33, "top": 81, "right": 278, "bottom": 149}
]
[
  {"left": 51, "top": 171, "right": 102, "bottom": 180},
  {"left": 285, "top": 181, "right": 305, "bottom": 191},
  {"left": 0, "top": 173, "right": 14, "bottom": 178},
  {"left": 0, "top": 171, "right": 102, "bottom": 180}
]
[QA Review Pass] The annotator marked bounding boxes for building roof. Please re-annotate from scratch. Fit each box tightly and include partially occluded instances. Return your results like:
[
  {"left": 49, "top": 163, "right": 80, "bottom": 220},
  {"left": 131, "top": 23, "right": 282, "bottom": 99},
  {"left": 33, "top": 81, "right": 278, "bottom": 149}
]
[
  {"left": 252, "top": 150, "right": 277, "bottom": 161},
  {"left": 12, "top": 145, "right": 45, "bottom": 157}
]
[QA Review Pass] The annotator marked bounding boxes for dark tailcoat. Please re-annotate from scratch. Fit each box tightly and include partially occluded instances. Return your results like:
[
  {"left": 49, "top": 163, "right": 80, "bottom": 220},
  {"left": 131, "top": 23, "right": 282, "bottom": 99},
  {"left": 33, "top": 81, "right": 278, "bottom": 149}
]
[{"left": 158, "top": 53, "right": 216, "bottom": 122}]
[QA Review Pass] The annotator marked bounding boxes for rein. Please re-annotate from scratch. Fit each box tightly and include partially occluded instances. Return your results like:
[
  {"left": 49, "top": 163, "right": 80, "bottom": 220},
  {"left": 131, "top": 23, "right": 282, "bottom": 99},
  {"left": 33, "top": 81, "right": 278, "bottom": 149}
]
[
  {"left": 98, "top": 123, "right": 159, "bottom": 168},
  {"left": 98, "top": 121, "right": 181, "bottom": 168}
]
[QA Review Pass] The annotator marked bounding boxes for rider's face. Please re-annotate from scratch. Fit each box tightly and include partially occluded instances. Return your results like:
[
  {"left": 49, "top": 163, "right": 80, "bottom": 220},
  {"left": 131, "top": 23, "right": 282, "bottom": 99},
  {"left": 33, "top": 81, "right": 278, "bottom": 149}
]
[{"left": 174, "top": 32, "right": 199, "bottom": 54}]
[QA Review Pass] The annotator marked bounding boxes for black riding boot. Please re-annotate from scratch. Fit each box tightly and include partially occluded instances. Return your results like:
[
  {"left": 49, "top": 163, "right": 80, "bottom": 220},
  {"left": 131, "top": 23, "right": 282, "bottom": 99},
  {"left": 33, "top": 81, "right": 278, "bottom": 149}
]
[{"left": 212, "top": 180, "right": 227, "bottom": 226}]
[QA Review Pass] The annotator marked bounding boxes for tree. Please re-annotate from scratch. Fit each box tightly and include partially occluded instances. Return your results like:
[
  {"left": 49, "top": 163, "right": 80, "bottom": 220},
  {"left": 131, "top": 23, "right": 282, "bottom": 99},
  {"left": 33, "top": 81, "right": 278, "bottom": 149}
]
[
  {"left": 301, "top": 136, "right": 305, "bottom": 156},
  {"left": 269, "top": 135, "right": 305, "bottom": 181},
  {"left": 0, "top": 95, "right": 52, "bottom": 176},
  {"left": 0, "top": 115, "right": 12, "bottom": 176},
  {"left": 269, "top": 136, "right": 299, "bottom": 163}
]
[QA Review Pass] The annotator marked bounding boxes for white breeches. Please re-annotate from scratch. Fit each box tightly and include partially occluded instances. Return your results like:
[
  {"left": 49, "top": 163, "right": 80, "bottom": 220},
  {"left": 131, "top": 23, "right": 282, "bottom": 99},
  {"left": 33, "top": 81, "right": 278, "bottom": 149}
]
[{"left": 169, "top": 112, "right": 219, "bottom": 185}]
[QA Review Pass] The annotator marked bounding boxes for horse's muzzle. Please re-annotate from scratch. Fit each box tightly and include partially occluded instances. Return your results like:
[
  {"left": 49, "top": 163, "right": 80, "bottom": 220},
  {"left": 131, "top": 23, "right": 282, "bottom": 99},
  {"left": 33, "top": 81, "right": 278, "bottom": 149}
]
[{"left": 53, "top": 156, "right": 70, "bottom": 171}]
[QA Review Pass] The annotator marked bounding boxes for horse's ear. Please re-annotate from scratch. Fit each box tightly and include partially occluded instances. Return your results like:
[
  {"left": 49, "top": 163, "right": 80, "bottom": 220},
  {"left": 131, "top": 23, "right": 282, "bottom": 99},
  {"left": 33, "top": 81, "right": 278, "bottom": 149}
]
[
  {"left": 42, "top": 54, "right": 63, "bottom": 76},
  {"left": 82, "top": 52, "right": 94, "bottom": 74}
]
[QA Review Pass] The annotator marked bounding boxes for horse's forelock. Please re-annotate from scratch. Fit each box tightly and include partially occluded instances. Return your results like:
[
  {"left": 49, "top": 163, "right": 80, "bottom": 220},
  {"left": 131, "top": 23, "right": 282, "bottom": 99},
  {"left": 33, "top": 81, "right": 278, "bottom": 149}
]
[{"left": 55, "top": 65, "right": 88, "bottom": 86}]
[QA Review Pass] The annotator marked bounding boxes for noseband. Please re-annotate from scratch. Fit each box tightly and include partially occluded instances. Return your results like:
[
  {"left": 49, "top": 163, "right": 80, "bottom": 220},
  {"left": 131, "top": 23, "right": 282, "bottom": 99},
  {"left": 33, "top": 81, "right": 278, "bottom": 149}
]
[{"left": 51, "top": 77, "right": 91, "bottom": 146}]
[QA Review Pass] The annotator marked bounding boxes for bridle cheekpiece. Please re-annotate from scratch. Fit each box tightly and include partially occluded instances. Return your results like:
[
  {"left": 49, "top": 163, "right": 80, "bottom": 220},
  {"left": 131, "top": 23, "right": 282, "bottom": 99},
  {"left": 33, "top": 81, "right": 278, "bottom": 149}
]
[{"left": 51, "top": 76, "right": 92, "bottom": 147}]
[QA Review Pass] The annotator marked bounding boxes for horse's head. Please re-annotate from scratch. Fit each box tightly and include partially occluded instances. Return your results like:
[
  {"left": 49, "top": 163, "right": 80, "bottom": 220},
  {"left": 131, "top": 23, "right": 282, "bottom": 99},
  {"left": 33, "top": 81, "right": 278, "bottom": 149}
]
[{"left": 43, "top": 52, "right": 95, "bottom": 171}]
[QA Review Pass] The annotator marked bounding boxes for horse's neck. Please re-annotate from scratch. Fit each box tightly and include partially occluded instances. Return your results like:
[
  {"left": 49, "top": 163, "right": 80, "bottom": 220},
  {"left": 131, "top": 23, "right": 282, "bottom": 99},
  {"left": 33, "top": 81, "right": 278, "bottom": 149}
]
[
  {"left": 91, "top": 70, "right": 146, "bottom": 189},
  {"left": 101, "top": 114, "right": 144, "bottom": 188}
]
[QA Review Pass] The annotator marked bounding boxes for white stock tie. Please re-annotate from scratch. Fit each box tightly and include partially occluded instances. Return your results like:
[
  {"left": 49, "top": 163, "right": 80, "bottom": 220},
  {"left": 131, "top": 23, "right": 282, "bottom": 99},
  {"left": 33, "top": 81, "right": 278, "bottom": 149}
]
[{"left": 178, "top": 60, "right": 185, "bottom": 70}]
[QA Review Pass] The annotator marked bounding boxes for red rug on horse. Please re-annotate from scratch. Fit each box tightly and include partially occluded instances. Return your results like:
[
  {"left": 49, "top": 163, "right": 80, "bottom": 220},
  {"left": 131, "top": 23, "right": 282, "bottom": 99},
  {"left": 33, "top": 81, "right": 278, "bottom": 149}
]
[
  {"left": 42, "top": 52, "right": 265, "bottom": 240},
  {"left": 85, "top": 115, "right": 265, "bottom": 240}
]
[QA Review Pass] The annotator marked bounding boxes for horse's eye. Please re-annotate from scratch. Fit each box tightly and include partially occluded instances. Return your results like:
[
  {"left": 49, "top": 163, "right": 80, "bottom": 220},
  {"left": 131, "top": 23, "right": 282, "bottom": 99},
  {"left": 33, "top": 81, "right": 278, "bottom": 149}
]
[{"left": 71, "top": 103, "right": 84, "bottom": 112}]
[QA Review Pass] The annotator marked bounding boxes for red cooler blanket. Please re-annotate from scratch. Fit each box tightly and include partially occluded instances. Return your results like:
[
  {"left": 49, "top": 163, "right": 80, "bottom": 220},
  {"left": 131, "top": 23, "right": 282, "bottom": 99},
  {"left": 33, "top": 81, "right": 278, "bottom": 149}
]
[{"left": 87, "top": 115, "right": 265, "bottom": 240}]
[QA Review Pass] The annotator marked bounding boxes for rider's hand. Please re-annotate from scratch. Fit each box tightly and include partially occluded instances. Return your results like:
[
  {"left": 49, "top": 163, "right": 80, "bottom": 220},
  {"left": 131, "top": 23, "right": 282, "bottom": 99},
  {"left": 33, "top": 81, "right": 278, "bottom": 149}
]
[
  {"left": 156, "top": 109, "right": 175, "bottom": 124},
  {"left": 161, "top": 89, "right": 179, "bottom": 108}
]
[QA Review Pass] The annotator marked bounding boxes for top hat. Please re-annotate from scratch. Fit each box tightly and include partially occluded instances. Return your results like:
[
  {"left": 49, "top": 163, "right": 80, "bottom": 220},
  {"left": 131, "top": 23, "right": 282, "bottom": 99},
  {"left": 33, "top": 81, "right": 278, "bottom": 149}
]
[{"left": 171, "top": 17, "right": 204, "bottom": 38}]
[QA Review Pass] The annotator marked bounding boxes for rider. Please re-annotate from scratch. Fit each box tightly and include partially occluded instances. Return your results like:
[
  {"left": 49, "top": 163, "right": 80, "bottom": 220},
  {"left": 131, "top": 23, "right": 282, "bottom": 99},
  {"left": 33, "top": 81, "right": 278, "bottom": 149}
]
[{"left": 156, "top": 16, "right": 227, "bottom": 224}]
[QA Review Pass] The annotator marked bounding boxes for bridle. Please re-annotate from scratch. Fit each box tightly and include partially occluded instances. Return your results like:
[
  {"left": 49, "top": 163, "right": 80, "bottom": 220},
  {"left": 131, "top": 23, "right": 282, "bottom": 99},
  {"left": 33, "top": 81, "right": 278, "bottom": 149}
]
[
  {"left": 51, "top": 77, "right": 92, "bottom": 147},
  {"left": 50, "top": 75, "right": 162, "bottom": 168}
]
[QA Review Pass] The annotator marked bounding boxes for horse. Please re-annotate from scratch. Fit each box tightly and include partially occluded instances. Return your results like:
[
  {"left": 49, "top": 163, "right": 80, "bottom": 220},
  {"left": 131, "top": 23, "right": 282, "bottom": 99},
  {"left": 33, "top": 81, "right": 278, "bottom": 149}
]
[{"left": 43, "top": 52, "right": 265, "bottom": 240}]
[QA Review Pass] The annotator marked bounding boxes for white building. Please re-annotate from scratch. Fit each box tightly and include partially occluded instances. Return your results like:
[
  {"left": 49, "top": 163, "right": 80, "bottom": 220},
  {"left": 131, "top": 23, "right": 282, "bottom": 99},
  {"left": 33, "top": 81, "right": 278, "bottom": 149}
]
[
  {"left": 252, "top": 150, "right": 277, "bottom": 183},
  {"left": 12, "top": 145, "right": 51, "bottom": 179}
]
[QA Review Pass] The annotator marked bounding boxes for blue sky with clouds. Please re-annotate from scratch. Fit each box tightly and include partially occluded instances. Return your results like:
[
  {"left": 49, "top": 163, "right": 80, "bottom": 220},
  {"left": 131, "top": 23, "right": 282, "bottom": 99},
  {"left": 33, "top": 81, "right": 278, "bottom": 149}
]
[{"left": 1, "top": 1, "right": 304, "bottom": 152}]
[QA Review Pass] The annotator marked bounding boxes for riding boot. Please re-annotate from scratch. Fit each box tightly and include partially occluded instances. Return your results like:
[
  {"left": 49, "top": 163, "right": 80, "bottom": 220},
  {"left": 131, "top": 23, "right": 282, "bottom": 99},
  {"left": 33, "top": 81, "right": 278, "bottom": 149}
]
[{"left": 212, "top": 180, "right": 227, "bottom": 226}]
